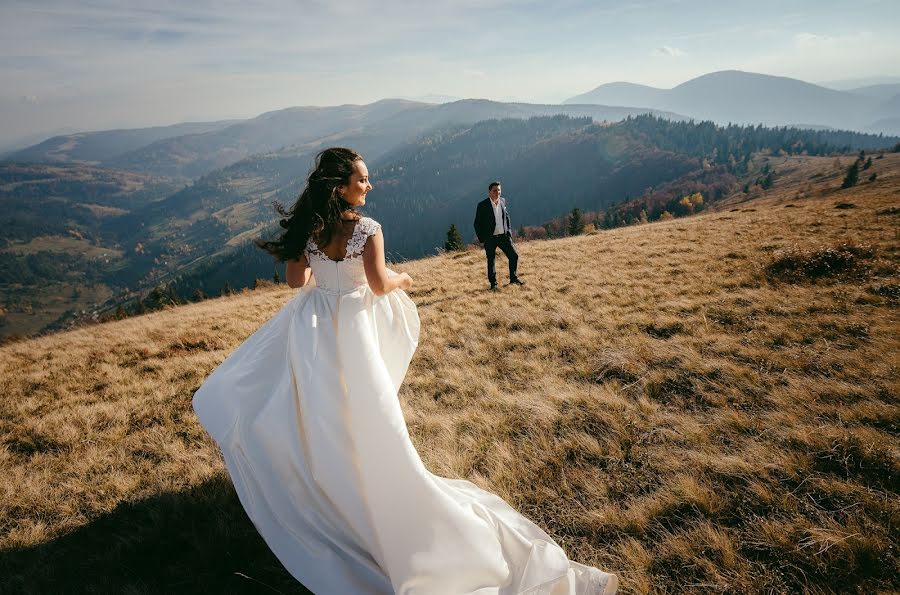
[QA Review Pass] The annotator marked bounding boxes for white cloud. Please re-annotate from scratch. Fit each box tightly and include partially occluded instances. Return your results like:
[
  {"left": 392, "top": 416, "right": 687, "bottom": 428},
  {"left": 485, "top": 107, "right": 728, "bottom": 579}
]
[
  {"left": 652, "top": 46, "right": 686, "bottom": 57},
  {"left": 793, "top": 31, "right": 874, "bottom": 48}
]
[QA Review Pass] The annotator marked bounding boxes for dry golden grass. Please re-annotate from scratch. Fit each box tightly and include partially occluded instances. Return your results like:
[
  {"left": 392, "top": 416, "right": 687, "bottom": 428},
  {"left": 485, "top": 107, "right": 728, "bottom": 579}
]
[{"left": 1, "top": 153, "right": 898, "bottom": 594}]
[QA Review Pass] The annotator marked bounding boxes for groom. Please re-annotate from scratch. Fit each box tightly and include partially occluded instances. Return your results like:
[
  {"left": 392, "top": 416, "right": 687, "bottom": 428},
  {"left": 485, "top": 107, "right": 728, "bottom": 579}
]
[{"left": 473, "top": 181, "right": 523, "bottom": 291}]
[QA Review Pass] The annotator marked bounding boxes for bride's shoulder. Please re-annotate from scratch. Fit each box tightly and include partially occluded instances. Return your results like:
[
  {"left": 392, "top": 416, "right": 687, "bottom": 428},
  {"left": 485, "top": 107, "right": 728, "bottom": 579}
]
[{"left": 357, "top": 216, "right": 381, "bottom": 236}]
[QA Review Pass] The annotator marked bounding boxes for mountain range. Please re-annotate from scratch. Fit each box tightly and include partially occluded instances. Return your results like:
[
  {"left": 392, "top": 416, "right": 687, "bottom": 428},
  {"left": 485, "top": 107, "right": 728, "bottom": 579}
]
[
  {"left": 565, "top": 70, "right": 900, "bottom": 135},
  {"left": 5, "top": 120, "right": 241, "bottom": 165},
  {"left": 6, "top": 100, "right": 684, "bottom": 180},
  {"left": 3, "top": 69, "right": 900, "bottom": 340}
]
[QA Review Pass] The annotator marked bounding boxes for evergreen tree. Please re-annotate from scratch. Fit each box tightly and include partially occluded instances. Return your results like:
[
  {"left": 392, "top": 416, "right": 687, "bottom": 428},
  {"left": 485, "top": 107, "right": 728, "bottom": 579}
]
[
  {"left": 841, "top": 161, "right": 860, "bottom": 188},
  {"left": 603, "top": 211, "right": 614, "bottom": 229},
  {"left": 568, "top": 208, "right": 584, "bottom": 235},
  {"left": 863, "top": 157, "right": 872, "bottom": 170},
  {"left": 444, "top": 224, "right": 464, "bottom": 252},
  {"left": 273, "top": 269, "right": 281, "bottom": 284}
]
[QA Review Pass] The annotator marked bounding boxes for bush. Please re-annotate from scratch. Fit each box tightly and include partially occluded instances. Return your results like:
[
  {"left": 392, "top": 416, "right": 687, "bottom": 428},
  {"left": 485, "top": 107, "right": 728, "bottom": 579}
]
[{"left": 765, "top": 243, "right": 875, "bottom": 283}]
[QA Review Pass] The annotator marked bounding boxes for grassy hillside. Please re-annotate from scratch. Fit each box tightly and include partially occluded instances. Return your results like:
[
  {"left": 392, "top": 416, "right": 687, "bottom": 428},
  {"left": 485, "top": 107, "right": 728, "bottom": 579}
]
[{"left": 0, "top": 155, "right": 897, "bottom": 593}]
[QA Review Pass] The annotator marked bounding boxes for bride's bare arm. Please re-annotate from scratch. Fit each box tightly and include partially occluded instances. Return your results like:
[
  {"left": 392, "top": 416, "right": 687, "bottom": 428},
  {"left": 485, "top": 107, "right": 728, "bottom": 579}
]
[
  {"left": 286, "top": 255, "right": 312, "bottom": 288},
  {"left": 363, "top": 228, "right": 412, "bottom": 296}
]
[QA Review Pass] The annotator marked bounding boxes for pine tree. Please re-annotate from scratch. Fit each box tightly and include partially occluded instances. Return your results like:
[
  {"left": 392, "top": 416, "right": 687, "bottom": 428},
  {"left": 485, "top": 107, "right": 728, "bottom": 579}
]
[
  {"left": 273, "top": 269, "right": 281, "bottom": 284},
  {"left": 568, "top": 208, "right": 583, "bottom": 236},
  {"left": 841, "top": 161, "right": 860, "bottom": 189},
  {"left": 147, "top": 286, "right": 164, "bottom": 308},
  {"left": 444, "top": 224, "right": 464, "bottom": 252},
  {"left": 863, "top": 157, "right": 872, "bottom": 170}
]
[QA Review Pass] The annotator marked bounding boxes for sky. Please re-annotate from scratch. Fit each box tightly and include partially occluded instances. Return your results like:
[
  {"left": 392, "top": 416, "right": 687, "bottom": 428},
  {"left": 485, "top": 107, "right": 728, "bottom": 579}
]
[{"left": 2, "top": 0, "right": 899, "bottom": 147}]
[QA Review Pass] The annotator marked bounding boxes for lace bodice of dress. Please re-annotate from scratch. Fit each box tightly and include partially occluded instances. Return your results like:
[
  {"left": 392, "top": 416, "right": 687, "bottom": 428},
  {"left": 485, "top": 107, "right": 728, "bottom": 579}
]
[{"left": 305, "top": 217, "right": 380, "bottom": 292}]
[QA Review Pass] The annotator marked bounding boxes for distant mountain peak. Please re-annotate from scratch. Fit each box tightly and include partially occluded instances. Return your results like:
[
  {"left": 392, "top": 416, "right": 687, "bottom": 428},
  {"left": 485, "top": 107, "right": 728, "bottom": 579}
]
[{"left": 564, "top": 69, "right": 894, "bottom": 133}]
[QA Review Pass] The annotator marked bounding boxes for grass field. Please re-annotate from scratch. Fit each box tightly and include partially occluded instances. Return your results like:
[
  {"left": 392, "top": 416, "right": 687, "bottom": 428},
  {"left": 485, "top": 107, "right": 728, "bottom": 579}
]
[{"left": 0, "top": 153, "right": 897, "bottom": 593}]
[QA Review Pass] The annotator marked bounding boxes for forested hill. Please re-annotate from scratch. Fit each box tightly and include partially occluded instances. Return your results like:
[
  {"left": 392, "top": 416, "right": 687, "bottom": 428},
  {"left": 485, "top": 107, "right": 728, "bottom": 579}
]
[{"left": 361, "top": 114, "right": 899, "bottom": 256}]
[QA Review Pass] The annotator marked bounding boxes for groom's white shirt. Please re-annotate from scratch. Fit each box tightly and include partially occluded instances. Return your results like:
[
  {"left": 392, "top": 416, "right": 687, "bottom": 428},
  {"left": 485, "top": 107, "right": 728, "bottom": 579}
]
[{"left": 491, "top": 197, "right": 505, "bottom": 235}]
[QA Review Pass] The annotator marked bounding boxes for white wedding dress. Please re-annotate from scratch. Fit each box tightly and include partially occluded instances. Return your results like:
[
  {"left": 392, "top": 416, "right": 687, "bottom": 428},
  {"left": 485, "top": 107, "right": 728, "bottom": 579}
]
[{"left": 192, "top": 217, "right": 618, "bottom": 594}]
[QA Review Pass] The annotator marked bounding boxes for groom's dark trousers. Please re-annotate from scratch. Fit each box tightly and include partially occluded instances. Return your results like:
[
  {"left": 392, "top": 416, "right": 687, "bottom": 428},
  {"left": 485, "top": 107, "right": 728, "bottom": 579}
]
[{"left": 483, "top": 234, "right": 519, "bottom": 287}]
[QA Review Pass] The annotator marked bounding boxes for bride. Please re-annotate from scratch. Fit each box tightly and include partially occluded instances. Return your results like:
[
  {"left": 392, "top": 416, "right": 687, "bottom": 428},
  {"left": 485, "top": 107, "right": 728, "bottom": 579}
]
[{"left": 192, "top": 147, "right": 618, "bottom": 594}]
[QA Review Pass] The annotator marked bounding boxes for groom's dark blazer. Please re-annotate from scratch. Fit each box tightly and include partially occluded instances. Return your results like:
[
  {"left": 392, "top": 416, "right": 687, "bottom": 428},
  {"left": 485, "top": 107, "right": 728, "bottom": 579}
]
[{"left": 473, "top": 197, "right": 512, "bottom": 243}]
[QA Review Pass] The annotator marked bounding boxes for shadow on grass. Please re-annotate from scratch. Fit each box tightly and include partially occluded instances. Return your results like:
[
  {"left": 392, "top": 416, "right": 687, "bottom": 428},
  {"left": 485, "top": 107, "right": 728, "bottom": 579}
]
[{"left": 0, "top": 475, "right": 311, "bottom": 594}]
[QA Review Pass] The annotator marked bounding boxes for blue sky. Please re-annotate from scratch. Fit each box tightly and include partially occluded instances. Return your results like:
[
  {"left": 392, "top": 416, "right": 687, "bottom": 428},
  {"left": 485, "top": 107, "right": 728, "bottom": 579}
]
[{"left": 2, "top": 0, "right": 899, "bottom": 147}]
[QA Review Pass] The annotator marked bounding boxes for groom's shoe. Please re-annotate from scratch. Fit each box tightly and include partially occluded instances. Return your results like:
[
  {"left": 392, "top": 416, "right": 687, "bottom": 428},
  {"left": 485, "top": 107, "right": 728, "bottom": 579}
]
[
  {"left": 489, "top": 283, "right": 499, "bottom": 291},
  {"left": 510, "top": 278, "right": 525, "bottom": 286}
]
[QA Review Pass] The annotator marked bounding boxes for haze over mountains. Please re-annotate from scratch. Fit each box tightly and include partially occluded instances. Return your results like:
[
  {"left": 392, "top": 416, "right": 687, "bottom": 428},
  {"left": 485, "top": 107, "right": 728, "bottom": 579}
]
[
  {"left": 6, "top": 100, "right": 684, "bottom": 180},
  {"left": 565, "top": 70, "right": 900, "bottom": 135}
]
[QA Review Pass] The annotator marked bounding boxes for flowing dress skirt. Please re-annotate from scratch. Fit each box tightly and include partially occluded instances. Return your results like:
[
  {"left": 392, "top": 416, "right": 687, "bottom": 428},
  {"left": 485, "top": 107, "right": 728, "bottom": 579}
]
[{"left": 193, "top": 284, "right": 617, "bottom": 594}]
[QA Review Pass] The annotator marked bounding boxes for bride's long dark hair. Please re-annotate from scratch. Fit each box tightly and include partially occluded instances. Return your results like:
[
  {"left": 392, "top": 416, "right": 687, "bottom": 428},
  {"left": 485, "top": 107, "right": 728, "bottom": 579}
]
[{"left": 256, "top": 147, "right": 362, "bottom": 262}]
